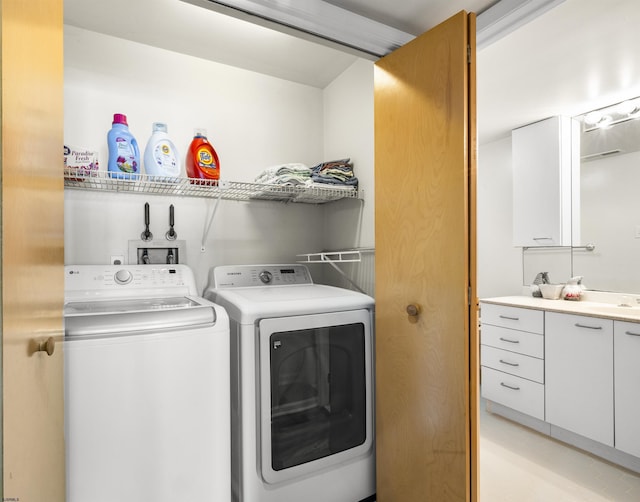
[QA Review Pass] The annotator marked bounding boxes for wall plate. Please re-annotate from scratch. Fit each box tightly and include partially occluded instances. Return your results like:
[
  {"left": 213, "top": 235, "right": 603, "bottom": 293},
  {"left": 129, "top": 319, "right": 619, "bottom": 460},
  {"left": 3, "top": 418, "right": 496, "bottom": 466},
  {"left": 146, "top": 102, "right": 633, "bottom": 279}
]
[{"left": 128, "top": 239, "right": 187, "bottom": 265}]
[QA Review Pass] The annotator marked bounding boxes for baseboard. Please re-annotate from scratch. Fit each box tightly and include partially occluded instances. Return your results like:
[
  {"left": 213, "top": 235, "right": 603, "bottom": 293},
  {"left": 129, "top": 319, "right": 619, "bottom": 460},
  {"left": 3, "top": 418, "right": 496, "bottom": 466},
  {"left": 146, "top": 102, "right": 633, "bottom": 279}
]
[{"left": 486, "top": 399, "right": 640, "bottom": 474}]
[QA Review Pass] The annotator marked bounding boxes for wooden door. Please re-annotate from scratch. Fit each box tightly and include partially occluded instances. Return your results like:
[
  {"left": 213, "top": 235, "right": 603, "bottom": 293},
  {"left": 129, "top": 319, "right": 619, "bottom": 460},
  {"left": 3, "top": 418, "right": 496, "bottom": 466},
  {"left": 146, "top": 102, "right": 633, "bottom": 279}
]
[
  {"left": 374, "top": 11, "right": 478, "bottom": 501},
  {"left": 1, "top": 0, "right": 66, "bottom": 499}
]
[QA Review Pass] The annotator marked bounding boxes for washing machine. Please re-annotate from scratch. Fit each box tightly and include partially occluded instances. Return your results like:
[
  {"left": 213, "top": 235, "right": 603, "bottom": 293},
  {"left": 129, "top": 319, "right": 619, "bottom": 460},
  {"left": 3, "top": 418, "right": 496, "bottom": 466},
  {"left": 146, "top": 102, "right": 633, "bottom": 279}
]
[
  {"left": 204, "top": 264, "right": 375, "bottom": 502},
  {"left": 64, "top": 264, "right": 230, "bottom": 502}
]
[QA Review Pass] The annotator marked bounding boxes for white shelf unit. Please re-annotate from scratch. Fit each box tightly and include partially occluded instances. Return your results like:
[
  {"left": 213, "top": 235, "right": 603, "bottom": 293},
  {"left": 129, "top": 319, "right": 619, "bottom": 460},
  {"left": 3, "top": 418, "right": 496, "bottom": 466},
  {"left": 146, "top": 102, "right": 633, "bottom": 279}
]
[
  {"left": 297, "top": 249, "right": 374, "bottom": 263},
  {"left": 297, "top": 248, "right": 375, "bottom": 294},
  {"left": 63, "top": 169, "right": 361, "bottom": 204}
]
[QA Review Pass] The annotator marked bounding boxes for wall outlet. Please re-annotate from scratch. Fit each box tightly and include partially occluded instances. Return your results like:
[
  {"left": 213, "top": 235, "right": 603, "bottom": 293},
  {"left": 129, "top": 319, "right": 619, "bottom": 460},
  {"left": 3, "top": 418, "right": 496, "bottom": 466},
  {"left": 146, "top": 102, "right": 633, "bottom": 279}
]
[{"left": 111, "top": 255, "right": 125, "bottom": 265}]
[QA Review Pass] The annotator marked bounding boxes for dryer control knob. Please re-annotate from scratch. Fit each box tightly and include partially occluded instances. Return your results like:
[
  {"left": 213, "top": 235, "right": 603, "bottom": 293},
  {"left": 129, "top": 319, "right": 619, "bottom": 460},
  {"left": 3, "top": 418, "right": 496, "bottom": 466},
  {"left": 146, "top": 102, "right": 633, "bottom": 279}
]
[
  {"left": 114, "top": 269, "right": 133, "bottom": 285},
  {"left": 259, "top": 270, "right": 273, "bottom": 284}
]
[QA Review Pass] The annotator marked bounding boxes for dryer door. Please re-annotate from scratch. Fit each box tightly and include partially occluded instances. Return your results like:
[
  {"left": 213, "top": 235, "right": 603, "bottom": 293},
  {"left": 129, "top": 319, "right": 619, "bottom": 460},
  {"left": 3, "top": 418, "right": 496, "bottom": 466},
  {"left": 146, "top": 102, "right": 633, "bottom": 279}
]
[{"left": 258, "top": 309, "right": 373, "bottom": 484}]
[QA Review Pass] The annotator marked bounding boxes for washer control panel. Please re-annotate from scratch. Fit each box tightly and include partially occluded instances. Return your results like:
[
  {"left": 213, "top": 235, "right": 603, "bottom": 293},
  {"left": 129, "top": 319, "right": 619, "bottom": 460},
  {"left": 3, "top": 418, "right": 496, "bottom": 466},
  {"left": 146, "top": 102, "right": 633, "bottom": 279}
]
[
  {"left": 65, "top": 264, "right": 197, "bottom": 299},
  {"left": 114, "top": 269, "right": 134, "bottom": 285},
  {"left": 212, "top": 264, "right": 312, "bottom": 288}
]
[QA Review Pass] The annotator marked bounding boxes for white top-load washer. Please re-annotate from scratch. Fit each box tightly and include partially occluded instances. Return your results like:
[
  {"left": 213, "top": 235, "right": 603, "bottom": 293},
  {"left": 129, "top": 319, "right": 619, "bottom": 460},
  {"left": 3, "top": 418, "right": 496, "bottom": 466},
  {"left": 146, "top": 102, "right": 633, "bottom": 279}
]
[
  {"left": 64, "top": 264, "right": 230, "bottom": 502},
  {"left": 204, "top": 264, "right": 375, "bottom": 502}
]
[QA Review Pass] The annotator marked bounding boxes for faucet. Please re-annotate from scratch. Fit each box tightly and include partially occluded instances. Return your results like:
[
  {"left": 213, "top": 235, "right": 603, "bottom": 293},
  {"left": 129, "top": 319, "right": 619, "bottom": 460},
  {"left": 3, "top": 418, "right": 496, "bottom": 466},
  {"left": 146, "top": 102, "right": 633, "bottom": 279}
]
[{"left": 619, "top": 295, "right": 633, "bottom": 307}]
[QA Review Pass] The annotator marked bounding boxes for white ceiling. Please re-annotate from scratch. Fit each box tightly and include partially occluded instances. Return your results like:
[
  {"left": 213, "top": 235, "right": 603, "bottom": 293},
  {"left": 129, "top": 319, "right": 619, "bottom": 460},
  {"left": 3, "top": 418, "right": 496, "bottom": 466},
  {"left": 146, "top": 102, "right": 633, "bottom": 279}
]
[{"left": 63, "top": 0, "right": 640, "bottom": 144}]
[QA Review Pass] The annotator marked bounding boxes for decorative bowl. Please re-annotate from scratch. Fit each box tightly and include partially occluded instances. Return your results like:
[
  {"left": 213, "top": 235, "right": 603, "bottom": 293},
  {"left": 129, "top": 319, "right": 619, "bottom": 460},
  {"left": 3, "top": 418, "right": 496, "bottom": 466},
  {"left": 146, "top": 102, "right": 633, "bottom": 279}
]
[{"left": 539, "top": 283, "right": 565, "bottom": 300}]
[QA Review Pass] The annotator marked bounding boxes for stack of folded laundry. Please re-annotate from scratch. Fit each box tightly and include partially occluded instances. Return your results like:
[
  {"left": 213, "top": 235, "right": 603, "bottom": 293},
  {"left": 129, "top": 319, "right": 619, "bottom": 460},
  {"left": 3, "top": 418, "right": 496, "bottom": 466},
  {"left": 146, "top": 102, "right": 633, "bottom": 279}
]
[
  {"left": 309, "top": 158, "right": 358, "bottom": 188},
  {"left": 254, "top": 163, "right": 311, "bottom": 185}
]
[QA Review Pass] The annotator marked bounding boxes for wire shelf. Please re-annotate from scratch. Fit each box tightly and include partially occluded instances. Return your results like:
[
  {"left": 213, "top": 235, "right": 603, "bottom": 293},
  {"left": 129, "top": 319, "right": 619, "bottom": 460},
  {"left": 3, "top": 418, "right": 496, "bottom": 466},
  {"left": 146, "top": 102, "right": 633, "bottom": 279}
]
[
  {"left": 63, "top": 168, "right": 360, "bottom": 204},
  {"left": 297, "top": 248, "right": 375, "bottom": 263}
]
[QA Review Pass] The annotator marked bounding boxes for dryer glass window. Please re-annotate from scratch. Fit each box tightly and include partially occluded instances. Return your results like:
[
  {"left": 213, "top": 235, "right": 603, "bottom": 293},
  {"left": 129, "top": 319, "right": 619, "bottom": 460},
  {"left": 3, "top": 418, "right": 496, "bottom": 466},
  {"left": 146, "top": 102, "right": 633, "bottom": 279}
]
[{"left": 269, "top": 323, "right": 366, "bottom": 471}]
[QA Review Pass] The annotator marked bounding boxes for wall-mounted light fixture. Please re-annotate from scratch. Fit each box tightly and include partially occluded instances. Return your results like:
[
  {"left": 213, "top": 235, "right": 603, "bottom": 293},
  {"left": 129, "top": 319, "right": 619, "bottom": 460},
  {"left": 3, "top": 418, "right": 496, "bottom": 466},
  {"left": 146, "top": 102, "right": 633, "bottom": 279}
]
[{"left": 579, "top": 97, "right": 640, "bottom": 132}]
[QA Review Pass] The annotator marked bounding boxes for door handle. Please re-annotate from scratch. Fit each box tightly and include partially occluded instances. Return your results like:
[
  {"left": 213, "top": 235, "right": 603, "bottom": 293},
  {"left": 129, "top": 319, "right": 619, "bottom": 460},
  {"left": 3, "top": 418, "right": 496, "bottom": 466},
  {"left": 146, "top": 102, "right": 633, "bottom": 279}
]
[
  {"left": 33, "top": 337, "right": 55, "bottom": 356},
  {"left": 406, "top": 304, "right": 421, "bottom": 322},
  {"left": 575, "top": 323, "right": 603, "bottom": 330}
]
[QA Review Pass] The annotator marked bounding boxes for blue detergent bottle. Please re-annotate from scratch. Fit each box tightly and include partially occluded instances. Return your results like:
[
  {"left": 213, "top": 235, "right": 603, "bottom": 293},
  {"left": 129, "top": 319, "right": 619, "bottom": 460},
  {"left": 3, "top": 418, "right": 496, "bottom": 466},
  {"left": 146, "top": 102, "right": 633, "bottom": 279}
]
[{"left": 107, "top": 113, "right": 140, "bottom": 179}]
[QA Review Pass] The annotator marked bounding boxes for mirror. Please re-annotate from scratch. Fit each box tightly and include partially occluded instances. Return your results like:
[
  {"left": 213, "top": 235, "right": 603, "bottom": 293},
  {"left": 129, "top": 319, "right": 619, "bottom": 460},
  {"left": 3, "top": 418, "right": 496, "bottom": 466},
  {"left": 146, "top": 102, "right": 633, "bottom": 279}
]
[{"left": 572, "top": 97, "right": 640, "bottom": 293}]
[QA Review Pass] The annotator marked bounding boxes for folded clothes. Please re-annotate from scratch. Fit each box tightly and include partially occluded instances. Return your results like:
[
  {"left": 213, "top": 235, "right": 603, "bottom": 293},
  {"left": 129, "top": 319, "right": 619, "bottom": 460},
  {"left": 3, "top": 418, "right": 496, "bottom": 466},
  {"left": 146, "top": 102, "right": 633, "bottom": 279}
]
[
  {"left": 309, "top": 158, "right": 358, "bottom": 188},
  {"left": 309, "top": 175, "right": 359, "bottom": 186},
  {"left": 306, "top": 181, "right": 355, "bottom": 190},
  {"left": 255, "top": 159, "right": 359, "bottom": 189},
  {"left": 254, "top": 163, "right": 311, "bottom": 185}
]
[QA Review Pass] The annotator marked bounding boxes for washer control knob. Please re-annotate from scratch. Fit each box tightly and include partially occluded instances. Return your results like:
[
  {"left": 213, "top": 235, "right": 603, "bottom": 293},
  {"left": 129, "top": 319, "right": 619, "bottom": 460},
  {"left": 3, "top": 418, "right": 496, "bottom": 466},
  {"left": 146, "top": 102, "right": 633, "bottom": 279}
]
[
  {"left": 114, "top": 269, "right": 133, "bottom": 285},
  {"left": 259, "top": 270, "right": 273, "bottom": 284}
]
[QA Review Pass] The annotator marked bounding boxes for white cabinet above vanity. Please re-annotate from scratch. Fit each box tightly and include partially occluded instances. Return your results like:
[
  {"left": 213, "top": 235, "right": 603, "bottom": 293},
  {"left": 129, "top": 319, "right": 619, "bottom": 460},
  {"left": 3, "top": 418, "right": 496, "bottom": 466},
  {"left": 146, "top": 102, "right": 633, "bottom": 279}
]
[
  {"left": 480, "top": 296, "right": 640, "bottom": 473},
  {"left": 512, "top": 116, "right": 579, "bottom": 247}
]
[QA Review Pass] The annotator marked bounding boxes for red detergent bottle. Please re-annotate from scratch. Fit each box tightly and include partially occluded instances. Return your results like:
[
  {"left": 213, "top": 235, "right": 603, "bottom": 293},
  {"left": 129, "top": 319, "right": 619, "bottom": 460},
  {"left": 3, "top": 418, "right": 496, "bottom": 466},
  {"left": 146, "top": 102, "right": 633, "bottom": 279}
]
[{"left": 186, "top": 129, "right": 220, "bottom": 182}]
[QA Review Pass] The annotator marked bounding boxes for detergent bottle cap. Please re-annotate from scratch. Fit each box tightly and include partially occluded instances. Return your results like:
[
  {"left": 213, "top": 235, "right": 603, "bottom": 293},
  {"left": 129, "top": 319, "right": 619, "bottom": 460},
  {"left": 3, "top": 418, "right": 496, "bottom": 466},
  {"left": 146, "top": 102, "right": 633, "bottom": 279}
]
[
  {"left": 194, "top": 128, "right": 207, "bottom": 138},
  {"left": 152, "top": 122, "right": 168, "bottom": 133},
  {"left": 112, "top": 113, "right": 128, "bottom": 126}
]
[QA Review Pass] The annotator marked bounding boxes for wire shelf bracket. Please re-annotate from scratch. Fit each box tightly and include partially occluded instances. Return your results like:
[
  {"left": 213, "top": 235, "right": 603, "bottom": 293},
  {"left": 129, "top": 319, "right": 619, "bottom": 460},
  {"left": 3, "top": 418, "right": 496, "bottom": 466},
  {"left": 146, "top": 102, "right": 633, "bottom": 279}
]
[{"left": 297, "top": 248, "right": 375, "bottom": 294}]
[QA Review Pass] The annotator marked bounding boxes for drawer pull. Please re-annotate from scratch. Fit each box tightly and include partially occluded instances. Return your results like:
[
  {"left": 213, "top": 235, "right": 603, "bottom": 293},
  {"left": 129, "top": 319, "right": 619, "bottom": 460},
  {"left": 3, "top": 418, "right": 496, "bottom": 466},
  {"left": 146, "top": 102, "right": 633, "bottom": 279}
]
[
  {"left": 499, "top": 359, "right": 519, "bottom": 367},
  {"left": 500, "top": 382, "right": 520, "bottom": 391},
  {"left": 499, "top": 337, "right": 520, "bottom": 344},
  {"left": 575, "top": 323, "right": 603, "bottom": 330},
  {"left": 499, "top": 315, "right": 519, "bottom": 321},
  {"left": 625, "top": 331, "right": 640, "bottom": 337}
]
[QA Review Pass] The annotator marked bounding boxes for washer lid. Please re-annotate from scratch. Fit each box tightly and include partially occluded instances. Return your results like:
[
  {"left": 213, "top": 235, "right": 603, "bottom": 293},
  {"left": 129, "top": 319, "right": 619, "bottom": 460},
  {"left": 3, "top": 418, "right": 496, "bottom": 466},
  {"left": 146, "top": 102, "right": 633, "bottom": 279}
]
[
  {"left": 64, "top": 296, "right": 218, "bottom": 339},
  {"left": 65, "top": 296, "right": 200, "bottom": 315}
]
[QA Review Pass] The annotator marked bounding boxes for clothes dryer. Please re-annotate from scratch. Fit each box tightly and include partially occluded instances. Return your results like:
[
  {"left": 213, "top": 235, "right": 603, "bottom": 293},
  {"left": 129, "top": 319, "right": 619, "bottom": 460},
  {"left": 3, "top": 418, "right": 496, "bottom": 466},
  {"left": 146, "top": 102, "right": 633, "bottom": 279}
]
[{"left": 204, "top": 264, "right": 375, "bottom": 502}]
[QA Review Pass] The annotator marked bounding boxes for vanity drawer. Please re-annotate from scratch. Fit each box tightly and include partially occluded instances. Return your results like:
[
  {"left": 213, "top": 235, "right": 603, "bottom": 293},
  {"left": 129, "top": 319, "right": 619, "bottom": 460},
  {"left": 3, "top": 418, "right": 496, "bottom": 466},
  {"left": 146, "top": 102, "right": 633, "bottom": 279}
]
[
  {"left": 481, "top": 324, "right": 544, "bottom": 358},
  {"left": 481, "top": 345, "right": 544, "bottom": 383},
  {"left": 481, "top": 366, "right": 545, "bottom": 420},
  {"left": 480, "top": 303, "right": 543, "bottom": 334}
]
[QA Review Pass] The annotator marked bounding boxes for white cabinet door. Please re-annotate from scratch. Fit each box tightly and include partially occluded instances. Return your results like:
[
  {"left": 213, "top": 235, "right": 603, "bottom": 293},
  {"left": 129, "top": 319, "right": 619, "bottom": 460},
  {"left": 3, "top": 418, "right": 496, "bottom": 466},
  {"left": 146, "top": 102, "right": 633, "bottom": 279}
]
[
  {"left": 545, "top": 312, "right": 613, "bottom": 445},
  {"left": 614, "top": 320, "right": 640, "bottom": 457},
  {"left": 512, "top": 116, "right": 578, "bottom": 247}
]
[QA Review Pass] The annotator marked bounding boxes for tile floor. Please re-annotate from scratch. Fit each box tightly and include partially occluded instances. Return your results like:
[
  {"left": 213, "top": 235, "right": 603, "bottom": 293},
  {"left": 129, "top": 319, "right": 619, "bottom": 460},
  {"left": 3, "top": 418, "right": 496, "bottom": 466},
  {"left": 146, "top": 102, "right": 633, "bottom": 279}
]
[{"left": 480, "top": 401, "right": 640, "bottom": 501}]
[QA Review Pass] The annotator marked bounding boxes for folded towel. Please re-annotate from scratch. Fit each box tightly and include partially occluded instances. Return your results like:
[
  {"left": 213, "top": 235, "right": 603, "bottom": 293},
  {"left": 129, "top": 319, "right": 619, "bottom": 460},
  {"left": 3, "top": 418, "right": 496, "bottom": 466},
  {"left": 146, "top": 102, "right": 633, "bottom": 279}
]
[
  {"left": 254, "top": 163, "right": 311, "bottom": 185},
  {"left": 310, "top": 158, "right": 358, "bottom": 187},
  {"left": 305, "top": 181, "right": 356, "bottom": 190}
]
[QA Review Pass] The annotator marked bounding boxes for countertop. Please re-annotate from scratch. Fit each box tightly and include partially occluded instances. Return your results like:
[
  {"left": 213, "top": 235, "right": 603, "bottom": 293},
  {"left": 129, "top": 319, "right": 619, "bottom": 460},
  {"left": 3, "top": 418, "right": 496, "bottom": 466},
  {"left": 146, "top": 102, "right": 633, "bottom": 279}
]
[{"left": 480, "top": 295, "right": 640, "bottom": 322}]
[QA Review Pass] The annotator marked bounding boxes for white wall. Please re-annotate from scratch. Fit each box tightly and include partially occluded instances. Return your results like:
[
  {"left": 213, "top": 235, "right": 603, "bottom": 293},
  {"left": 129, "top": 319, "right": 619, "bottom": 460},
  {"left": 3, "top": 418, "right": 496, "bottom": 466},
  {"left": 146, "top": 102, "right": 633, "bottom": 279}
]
[
  {"left": 319, "top": 59, "right": 375, "bottom": 296},
  {"left": 64, "top": 26, "right": 369, "bottom": 293},
  {"left": 64, "top": 26, "right": 325, "bottom": 174},
  {"left": 477, "top": 137, "right": 523, "bottom": 298}
]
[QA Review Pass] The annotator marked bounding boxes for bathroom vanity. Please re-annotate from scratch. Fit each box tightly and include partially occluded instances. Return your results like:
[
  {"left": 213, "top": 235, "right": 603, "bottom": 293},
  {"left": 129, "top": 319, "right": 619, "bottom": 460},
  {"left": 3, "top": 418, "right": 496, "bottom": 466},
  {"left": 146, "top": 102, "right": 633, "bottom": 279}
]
[{"left": 480, "top": 296, "right": 640, "bottom": 472}]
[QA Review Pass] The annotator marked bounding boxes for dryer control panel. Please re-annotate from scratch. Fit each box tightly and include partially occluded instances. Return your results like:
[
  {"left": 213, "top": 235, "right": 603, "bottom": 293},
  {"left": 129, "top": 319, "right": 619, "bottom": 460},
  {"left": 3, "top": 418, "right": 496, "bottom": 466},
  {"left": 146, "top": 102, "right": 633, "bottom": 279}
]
[{"left": 211, "top": 264, "right": 312, "bottom": 288}]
